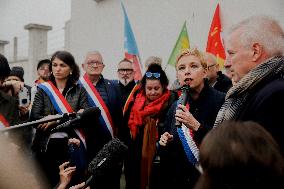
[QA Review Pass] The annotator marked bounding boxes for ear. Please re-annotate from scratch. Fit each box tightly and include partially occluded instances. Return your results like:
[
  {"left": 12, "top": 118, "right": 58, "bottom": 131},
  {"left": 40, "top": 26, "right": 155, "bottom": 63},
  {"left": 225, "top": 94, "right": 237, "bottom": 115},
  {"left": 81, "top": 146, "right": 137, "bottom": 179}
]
[
  {"left": 216, "top": 63, "right": 220, "bottom": 71},
  {"left": 251, "top": 43, "right": 263, "bottom": 62}
]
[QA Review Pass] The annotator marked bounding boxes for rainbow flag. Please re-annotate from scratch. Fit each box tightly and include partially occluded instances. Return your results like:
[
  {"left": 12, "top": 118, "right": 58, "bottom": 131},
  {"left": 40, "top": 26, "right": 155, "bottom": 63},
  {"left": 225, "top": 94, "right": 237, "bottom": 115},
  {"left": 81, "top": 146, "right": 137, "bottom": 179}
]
[{"left": 121, "top": 2, "right": 143, "bottom": 80}]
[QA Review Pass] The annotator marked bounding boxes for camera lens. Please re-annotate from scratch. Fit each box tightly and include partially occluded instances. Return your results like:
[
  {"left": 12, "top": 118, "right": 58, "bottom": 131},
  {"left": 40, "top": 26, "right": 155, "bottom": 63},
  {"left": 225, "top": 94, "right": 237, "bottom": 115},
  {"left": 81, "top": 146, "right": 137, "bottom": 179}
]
[{"left": 22, "top": 99, "right": 28, "bottom": 104}]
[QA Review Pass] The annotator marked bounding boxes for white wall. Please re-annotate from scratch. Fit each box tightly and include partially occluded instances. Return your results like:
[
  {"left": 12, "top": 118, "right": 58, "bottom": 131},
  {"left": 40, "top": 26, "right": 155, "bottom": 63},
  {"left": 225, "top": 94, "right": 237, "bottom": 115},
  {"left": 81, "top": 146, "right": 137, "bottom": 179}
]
[{"left": 69, "top": 0, "right": 284, "bottom": 82}]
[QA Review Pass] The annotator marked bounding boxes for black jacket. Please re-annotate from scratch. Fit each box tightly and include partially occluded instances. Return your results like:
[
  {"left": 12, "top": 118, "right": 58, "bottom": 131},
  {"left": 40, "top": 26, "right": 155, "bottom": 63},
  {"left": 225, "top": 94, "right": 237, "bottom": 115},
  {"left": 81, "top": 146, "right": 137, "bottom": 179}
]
[
  {"left": 84, "top": 76, "right": 123, "bottom": 160},
  {"left": 160, "top": 84, "right": 225, "bottom": 189},
  {"left": 30, "top": 83, "right": 90, "bottom": 153},
  {"left": 238, "top": 77, "right": 284, "bottom": 154},
  {"left": 0, "top": 91, "right": 19, "bottom": 126},
  {"left": 214, "top": 71, "right": 232, "bottom": 93}
]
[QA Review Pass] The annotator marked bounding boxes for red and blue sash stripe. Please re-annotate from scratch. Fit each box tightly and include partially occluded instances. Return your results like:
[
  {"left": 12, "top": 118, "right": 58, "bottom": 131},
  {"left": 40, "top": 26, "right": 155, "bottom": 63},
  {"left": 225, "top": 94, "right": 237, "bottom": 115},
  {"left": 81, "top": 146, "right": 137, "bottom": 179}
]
[
  {"left": 177, "top": 124, "right": 199, "bottom": 166},
  {"left": 0, "top": 114, "right": 9, "bottom": 128},
  {"left": 175, "top": 94, "right": 199, "bottom": 167},
  {"left": 38, "top": 81, "right": 86, "bottom": 148},
  {"left": 78, "top": 74, "right": 114, "bottom": 138},
  {"left": 38, "top": 81, "right": 73, "bottom": 113}
]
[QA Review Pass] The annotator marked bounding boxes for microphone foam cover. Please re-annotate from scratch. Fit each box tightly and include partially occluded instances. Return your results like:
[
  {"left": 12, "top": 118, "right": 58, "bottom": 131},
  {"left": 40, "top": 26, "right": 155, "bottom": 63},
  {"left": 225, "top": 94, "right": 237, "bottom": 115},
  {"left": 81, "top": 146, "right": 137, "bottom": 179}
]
[{"left": 88, "top": 138, "right": 128, "bottom": 177}]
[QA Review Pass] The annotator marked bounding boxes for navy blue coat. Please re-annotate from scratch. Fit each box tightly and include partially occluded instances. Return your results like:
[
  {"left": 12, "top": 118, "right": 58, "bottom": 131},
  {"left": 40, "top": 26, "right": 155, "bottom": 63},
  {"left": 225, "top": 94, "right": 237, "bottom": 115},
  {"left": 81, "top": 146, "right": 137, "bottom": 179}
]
[
  {"left": 238, "top": 77, "right": 284, "bottom": 154},
  {"left": 160, "top": 84, "right": 225, "bottom": 189},
  {"left": 85, "top": 76, "right": 123, "bottom": 160}
]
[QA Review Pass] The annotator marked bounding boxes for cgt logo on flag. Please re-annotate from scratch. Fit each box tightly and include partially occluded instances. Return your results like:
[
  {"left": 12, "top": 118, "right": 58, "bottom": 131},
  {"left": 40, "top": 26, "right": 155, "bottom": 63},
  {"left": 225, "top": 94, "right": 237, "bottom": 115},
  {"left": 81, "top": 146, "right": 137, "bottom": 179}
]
[{"left": 121, "top": 2, "right": 143, "bottom": 81}]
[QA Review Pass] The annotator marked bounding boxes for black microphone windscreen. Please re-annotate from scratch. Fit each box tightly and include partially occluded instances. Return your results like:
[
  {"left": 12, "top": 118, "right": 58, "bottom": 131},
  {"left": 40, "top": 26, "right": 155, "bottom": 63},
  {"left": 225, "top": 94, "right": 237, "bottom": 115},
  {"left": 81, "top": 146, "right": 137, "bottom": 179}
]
[
  {"left": 87, "top": 138, "right": 128, "bottom": 177},
  {"left": 51, "top": 107, "right": 101, "bottom": 132},
  {"left": 175, "top": 84, "right": 190, "bottom": 127}
]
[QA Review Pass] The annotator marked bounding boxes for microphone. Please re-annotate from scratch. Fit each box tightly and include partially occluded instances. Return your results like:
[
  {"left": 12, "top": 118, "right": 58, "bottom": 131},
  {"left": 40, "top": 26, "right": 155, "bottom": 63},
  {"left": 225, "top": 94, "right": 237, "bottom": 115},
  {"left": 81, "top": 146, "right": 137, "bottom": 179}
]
[
  {"left": 1, "top": 112, "right": 76, "bottom": 132},
  {"left": 51, "top": 107, "right": 101, "bottom": 132},
  {"left": 175, "top": 84, "right": 190, "bottom": 127},
  {"left": 82, "top": 138, "right": 128, "bottom": 189}
]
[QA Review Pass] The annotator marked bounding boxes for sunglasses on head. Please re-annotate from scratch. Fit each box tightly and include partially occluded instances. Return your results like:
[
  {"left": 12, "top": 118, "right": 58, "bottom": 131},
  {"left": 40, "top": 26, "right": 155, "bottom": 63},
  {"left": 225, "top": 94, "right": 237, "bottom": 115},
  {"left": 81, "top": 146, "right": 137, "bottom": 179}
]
[{"left": 145, "top": 72, "right": 160, "bottom": 78}]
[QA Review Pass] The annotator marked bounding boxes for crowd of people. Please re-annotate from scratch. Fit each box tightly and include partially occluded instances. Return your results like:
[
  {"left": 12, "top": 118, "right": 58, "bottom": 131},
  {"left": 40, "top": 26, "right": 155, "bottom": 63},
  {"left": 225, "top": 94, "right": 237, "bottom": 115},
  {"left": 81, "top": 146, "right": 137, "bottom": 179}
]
[{"left": 0, "top": 15, "right": 284, "bottom": 189}]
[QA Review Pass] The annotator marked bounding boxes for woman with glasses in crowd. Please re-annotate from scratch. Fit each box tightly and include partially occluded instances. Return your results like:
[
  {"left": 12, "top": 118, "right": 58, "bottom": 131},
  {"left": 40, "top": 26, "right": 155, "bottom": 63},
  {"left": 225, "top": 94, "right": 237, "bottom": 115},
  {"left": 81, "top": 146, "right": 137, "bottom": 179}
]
[
  {"left": 158, "top": 48, "right": 225, "bottom": 189},
  {"left": 123, "top": 63, "right": 177, "bottom": 189}
]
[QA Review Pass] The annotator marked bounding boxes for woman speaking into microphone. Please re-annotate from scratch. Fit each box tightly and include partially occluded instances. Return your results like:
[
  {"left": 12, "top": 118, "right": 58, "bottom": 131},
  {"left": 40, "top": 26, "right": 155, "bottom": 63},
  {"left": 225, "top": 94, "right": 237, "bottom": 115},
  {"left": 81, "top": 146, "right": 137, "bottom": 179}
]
[{"left": 158, "top": 48, "right": 225, "bottom": 189}]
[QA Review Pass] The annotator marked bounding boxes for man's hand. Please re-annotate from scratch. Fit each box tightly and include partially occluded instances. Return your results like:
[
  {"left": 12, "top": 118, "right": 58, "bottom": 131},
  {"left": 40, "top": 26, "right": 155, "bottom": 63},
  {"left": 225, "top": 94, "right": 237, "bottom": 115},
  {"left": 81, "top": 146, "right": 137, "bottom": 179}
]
[
  {"left": 19, "top": 103, "right": 30, "bottom": 116},
  {"left": 2, "top": 80, "right": 24, "bottom": 95}
]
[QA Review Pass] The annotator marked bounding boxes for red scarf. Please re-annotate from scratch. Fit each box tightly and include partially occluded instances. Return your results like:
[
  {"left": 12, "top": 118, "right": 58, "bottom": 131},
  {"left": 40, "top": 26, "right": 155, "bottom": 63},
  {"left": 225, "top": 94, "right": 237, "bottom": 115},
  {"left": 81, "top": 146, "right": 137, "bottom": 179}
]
[{"left": 128, "top": 89, "right": 170, "bottom": 140}]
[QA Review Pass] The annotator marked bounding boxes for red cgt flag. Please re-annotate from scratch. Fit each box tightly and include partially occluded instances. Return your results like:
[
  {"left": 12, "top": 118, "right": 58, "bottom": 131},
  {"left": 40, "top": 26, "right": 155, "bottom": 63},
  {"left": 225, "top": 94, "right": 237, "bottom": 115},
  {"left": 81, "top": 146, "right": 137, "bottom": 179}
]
[{"left": 206, "top": 4, "right": 226, "bottom": 69}]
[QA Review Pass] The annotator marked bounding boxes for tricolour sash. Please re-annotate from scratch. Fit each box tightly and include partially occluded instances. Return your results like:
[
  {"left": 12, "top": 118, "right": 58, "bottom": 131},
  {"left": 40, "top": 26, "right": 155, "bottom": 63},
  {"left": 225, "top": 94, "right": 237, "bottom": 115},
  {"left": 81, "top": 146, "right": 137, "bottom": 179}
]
[
  {"left": 78, "top": 74, "right": 114, "bottom": 138},
  {"left": 0, "top": 114, "right": 9, "bottom": 128},
  {"left": 177, "top": 124, "right": 199, "bottom": 166},
  {"left": 38, "top": 81, "right": 86, "bottom": 148},
  {"left": 176, "top": 97, "right": 199, "bottom": 167}
]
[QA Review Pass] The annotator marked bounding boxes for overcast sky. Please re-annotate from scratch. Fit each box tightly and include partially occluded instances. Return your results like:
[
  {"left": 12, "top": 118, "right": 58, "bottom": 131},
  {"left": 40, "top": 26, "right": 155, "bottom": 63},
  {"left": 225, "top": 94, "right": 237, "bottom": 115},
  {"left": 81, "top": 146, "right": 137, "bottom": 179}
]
[{"left": 0, "top": 0, "right": 70, "bottom": 58}]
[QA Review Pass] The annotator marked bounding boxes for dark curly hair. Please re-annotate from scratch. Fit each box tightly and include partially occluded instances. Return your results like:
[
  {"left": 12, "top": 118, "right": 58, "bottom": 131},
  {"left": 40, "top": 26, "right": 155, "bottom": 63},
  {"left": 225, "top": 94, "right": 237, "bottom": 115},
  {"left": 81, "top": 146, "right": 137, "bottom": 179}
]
[
  {"left": 49, "top": 51, "right": 80, "bottom": 84},
  {"left": 140, "top": 63, "right": 169, "bottom": 93}
]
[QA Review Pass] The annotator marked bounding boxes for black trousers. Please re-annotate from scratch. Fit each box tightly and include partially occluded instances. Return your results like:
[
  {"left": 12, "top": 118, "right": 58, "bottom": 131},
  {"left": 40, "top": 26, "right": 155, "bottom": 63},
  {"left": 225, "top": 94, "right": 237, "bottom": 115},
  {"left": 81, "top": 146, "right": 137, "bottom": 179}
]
[{"left": 37, "top": 138, "right": 69, "bottom": 187}]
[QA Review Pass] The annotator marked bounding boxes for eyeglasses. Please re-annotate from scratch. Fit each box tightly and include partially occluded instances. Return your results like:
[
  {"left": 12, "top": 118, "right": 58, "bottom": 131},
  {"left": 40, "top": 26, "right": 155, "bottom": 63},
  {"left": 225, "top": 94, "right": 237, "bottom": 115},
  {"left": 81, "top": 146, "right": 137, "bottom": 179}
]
[
  {"left": 145, "top": 72, "right": 160, "bottom": 78},
  {"left": 118, "top": 69, "right": 134, "bottom": 74},
  {"left": 86, "top": 61, "right": 103, "bottom": 66},
  {"left": 38, "top": 65, "right": 49, "bottom": 71},
  {"left": 207, "top": 64, "right": 217, "bottom": 69}
]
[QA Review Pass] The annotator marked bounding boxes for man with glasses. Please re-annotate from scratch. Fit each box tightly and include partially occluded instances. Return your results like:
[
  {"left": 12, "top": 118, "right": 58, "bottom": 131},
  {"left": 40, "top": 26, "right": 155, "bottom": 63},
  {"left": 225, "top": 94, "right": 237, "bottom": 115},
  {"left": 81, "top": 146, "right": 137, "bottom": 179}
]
[
  {"left": 116, "top": 58, "right": 136, "bottom": 106},
  {"left": 205, "top": 52, "right": 232, "bottom": 93},
  {"left": 81, "top": 51, "right": 123, "bottom": 189}
]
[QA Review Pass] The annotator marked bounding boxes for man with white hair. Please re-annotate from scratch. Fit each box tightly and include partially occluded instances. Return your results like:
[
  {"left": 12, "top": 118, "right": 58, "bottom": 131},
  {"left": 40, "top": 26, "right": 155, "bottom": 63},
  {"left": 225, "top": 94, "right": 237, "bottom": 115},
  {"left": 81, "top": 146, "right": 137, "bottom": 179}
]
[
  {"left": 81, "top": 51, "right": 123, "bottom": 189},
  {"left": 214, "top": 15, "right": 284, "bottom": 153}
]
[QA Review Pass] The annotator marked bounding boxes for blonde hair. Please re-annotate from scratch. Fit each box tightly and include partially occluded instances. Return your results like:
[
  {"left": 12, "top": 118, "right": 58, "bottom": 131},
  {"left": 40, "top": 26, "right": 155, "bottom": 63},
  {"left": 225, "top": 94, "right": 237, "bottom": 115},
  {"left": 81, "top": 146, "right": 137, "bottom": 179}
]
[{"left": 176, "top": 48, "right": 207, "bottom": 69}]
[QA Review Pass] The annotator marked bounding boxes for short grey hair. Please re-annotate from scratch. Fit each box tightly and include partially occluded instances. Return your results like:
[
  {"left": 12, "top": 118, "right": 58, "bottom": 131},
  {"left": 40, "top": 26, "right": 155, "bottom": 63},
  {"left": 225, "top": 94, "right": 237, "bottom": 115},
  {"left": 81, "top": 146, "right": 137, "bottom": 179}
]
[
  {"left": 84, "top": 51, "right": 103, "bottom": 63},
  {"left": 226, "top": 15, "right": 284, "bottom": 56},
  {"left": 144, "top": 56, "right": 162, "bottom": 69}
]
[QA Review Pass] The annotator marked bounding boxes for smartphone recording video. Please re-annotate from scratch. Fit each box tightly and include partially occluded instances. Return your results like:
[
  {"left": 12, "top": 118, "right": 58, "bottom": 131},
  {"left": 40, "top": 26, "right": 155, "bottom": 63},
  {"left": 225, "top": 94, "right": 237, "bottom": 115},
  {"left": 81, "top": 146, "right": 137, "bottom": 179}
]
[{"left": 18, "top": 86, "right": 30, "bottom": 106}]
